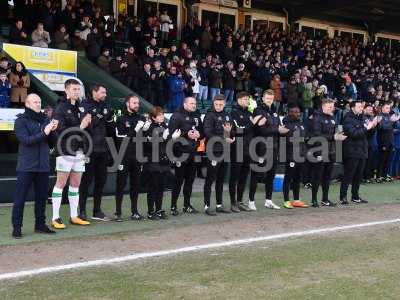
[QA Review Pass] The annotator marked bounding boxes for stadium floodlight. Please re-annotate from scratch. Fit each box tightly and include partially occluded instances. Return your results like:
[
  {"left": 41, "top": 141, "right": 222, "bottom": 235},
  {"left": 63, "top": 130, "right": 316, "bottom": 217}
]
[{"left": 8, "top": 0, "right": 14, "bottom": 6}]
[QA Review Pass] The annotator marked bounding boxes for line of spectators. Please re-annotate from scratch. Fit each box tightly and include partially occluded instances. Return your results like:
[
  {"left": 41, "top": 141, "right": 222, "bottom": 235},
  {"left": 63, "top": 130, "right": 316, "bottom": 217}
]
[{"left": 0, "top": 57, "right": 30, "bottom": 108}]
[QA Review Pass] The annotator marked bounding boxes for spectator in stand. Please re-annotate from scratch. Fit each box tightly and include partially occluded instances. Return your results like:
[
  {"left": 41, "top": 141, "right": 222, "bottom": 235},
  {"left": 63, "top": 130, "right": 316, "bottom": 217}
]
[
  {"left": 31, "top": 22, "right": 51, "bottom": 48},
  {"left": 209, "top": 63, "right": 223, "bottom": 101},
  {"left": 270, "top": 74, "right": 282, "bottom": 113},
  {"left": 103, "top": 30, "right": 115, "bottom": 55},
  {"left": 139, "top": 63, "right": 154, "bottom": 104},
  {"left": 110, "top": 55, "right": 128, "bottom": 83},
  {"left": 9, "top": 19, "right": 29, "bottom": 45},
  {"left": 223, "top": 61, "right": 236, "bottom": 104},
  {"left": 0, "top": 57, "right": 11, "bottom": 75},
  {"left": 167, "top": 66, "right": 186, "bottom": 112},
  {"left": 152, "top": 60, "right": 167, "bottom": 107},
  {"left": 71, "top": 29, "right": 87, "bottom": 51},
  {"left": 54, "top": 24, "right": 70, "bottom": 50},
  {"left": 200, "top": 25, "right": 213, "bottom": 54},
  {"left": 0, "top": 71, "right": 11, "bottom": 108},
  {"left": 39, "top": 0, "right": 56, "bottom": 35},
  {"left": 78, "top": 15, "right": 93, "bottom": 41},
  {"left": 97, "top": 48, "right": 111, "bottom": 73},
  {"left": 160, "top": 10, "right": 172, "bottom": 47},
  {"left": 124, "top": 46, "right": 140, "bottom": 90},
  {"left": 86, "top": 27, "right": 103, "bottom": 63},
  {"left": 9, "top": 62, "right": 30, "bottom": 108},
  {"left": 197, "top": 59, "right": 210, "bottom": 108}
]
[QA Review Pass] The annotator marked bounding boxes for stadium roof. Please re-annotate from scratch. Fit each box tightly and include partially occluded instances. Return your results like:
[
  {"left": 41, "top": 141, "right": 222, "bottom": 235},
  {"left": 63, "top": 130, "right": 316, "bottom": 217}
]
[{"left": 253, "top": 0, "right": 400, "bottom": 34}]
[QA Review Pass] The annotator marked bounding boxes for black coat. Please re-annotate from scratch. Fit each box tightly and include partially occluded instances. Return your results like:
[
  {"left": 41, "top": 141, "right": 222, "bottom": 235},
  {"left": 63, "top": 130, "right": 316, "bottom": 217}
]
[
  {"left": 144, "top": 122, "right": 170, "bottom": 172},
  {"left": 168, "top": 106, "right": 203, "bottom": 158},
  {"left": 342, "top": 111, "right": 368, "bottom": 159},
  {"left": 79, "top": 98, "right": 115, "bottom": 153},
  {"left": 308, "top": 110, "right": 337, "bottom": 161},
  {"left": 15, "top": 108, "right": 56, "bottom": 172},
  {"left": 377, "top": 113, "right": 394, "bottom": 147},
  {"left": 253, "top": 103, "right": 281, "bottom": 155},
  {"left": 203, "top": 108, "right": 232, "bottom": 155},
  {"left": 230, "top": 105, "right": 254, "bottom": 157},
  {"left": 54, "top": 97, "right": 86, "bottom": 156},
  {"left": 115, "top": 109, "right": 146, "bottom": 162},
  {"left": 282, "top": 116, "right": 307, "bottom": 161}
]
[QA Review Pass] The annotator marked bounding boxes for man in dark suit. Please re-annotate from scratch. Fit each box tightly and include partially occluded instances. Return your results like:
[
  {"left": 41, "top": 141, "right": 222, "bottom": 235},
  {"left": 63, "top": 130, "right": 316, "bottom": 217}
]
[{"left": 12, "top": 93, "right": 58, "bottom": 238}]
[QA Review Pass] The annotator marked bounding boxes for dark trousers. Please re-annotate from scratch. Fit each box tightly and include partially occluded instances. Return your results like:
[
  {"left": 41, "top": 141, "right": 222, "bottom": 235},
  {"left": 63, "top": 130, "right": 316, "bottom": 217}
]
[
  {"left": 204, "top": 160, "right": 227, "bottom": 207},
  {"left": 12, "top": 172, "right": 49, "bottom": 228},
  {"left": 283, "top": 162, "right": 303, "bottom": 202},
  {"left": 378, "top": 145, "right": 393, "bottom": 178},
  {"left": 171, "top": 158, "right": 197, "bottom": 208},
  {"left": 249, "top": 159, "right": 277, "bottom": 201},
  {"left": 79, "top": 152, "right": 108, "bottom": 214},
  {"left": 115, "top": 158, "right": 141, "bottom": 215},
  {"left": 310, "top": 161, "right": 333, "bottom": 203},
  {"left": 364, "top": 146, "right": 375, "bottom": 180},
  {"left": 340, "top": 158, "right": 366, "bottom": 200},
  {"left": 229, "top": 155, "right": 250, "bottom": 205},
  {"left": 147, "top": 171, "right": 166, "bottom": 213}
]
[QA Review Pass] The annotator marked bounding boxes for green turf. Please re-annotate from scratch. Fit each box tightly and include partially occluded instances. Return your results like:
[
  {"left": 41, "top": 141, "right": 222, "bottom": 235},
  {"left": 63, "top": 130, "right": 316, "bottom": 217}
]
[
  {"left": 1, "top": 224, "right": 400, "bottom": 299},
  {"left": 0, "top": 181, "right": 399, "bottom": 246}
]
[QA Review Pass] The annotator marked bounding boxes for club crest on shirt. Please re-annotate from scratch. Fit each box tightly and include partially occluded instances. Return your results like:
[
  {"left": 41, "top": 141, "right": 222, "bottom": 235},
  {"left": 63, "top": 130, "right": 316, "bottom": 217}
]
[
  {"left": 79, "top": 107, "right": 84, "bottom": 112},
  {"left": 67, "top": 109, "right": 71, "bottom": 114},
  {"left": 218, "top": 116, "right": 222, "bottom": 121},
  {"left": 331, "top": 120, "right": 335, "bottom": 124},
  {"left": 225, "top": 116, "right": 230, "bottom": 121},
  {"left": 273, "top": 113, "right": 278, "bottom": 117},
  {"left": 103, "top": 108, "right": 108, "bottom": 115},
  {"left": 325, "top": 120, "right": 328, "bottom": 124}
]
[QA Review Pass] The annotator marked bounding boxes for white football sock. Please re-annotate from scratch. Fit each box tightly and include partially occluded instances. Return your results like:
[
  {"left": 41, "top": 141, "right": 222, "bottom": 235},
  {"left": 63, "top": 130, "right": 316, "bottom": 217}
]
[
  {"left": 52, "top": 187, "right": 63, "bottom": 221},
  {"left": 68, "top": 186, "right": 79, "bottom": 218}
]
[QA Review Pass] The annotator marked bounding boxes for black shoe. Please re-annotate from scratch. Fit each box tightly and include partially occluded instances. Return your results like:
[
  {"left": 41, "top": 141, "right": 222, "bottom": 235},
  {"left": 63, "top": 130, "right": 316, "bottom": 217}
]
[
  {"left": 147, "top": 212, "right": 159, "bottom": 220},
  {"left": 79, "top": 211, "right": 88, "bottom": 221},
  {"left": 114, "top": 214, "right": 123, "bottom": 222},
  {"left": 183, "top": 205, "right": 199, "bottom": 214},
  {"left": 321, "top": 200, "right": 337, "bottom": 207},
  {"left": 156, "top": 210, "right": 168, "bottom": 220},
  {"left": 92, "top": 211, "right": 111, "bottom": 221},
  {"left": 12, "top": 227, "right": 22, "bottom": 239},
  {"left": 351, "top": 198, "right": 361, "bottom": 204},
  {"left": 231, "top": 205, "right": 240, "bottom": 213},
  {"left": 353, "top": 197, "right": 368, "bottom": 204},
  {"left": 34, "top": 224, "right": 56, "bottom": 234},
  {"left": 205, "top": 207, "right": 217, "bottom": 216},
  {"left": 131, "top": 213, "right": 144, "bottom": 220},
  {"left": 238, "top": 202, "right": 251, "bottom": 212},
  {"left": 311, "top": 202, "right": 319, "bottom": 208},
  {"left": 340, "top": 199, "right": 350, "bottom": 205},
  {"left": 216, "top": 205, "right": 231, "bottom": 213},
  {"left": 170, "top": 206, "right": 179, "bottom": 216}
]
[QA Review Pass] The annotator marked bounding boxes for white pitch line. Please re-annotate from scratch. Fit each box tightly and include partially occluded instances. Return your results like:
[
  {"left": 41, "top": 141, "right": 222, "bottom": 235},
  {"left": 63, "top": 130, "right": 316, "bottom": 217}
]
[{"left": 1, "top": 218, "right": 400, "bottom": 281}]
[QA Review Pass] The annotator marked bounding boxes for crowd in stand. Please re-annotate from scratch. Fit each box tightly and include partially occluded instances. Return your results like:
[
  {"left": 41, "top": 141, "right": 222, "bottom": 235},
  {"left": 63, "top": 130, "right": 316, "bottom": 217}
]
[{"left": 3, "top": 0, "right": 400, "bottom": 180}]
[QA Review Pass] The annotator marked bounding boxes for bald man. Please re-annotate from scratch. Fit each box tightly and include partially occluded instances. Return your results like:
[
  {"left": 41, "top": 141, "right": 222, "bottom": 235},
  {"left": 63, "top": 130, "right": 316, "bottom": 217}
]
[{"left": 12, "top": 94, "right": 58, "bottom": 238}]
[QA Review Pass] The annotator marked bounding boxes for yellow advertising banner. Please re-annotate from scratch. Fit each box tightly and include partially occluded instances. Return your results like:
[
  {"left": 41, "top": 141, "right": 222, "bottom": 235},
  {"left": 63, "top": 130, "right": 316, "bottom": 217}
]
[{"left": 3, "top": 43, "right": 77, "bottom": 75}]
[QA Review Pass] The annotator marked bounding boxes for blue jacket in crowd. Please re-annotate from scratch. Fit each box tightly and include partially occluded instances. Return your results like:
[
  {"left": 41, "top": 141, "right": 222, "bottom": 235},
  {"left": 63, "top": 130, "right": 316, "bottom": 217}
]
[
  {"left": 167, "top": 74, "right": 186, "bottom": 112},
  {"left": 0, "top": 80, "right": 11, "bottom": 108},
  {"left": 14, "top": 108, "right": 56, "bottom": 172}
]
